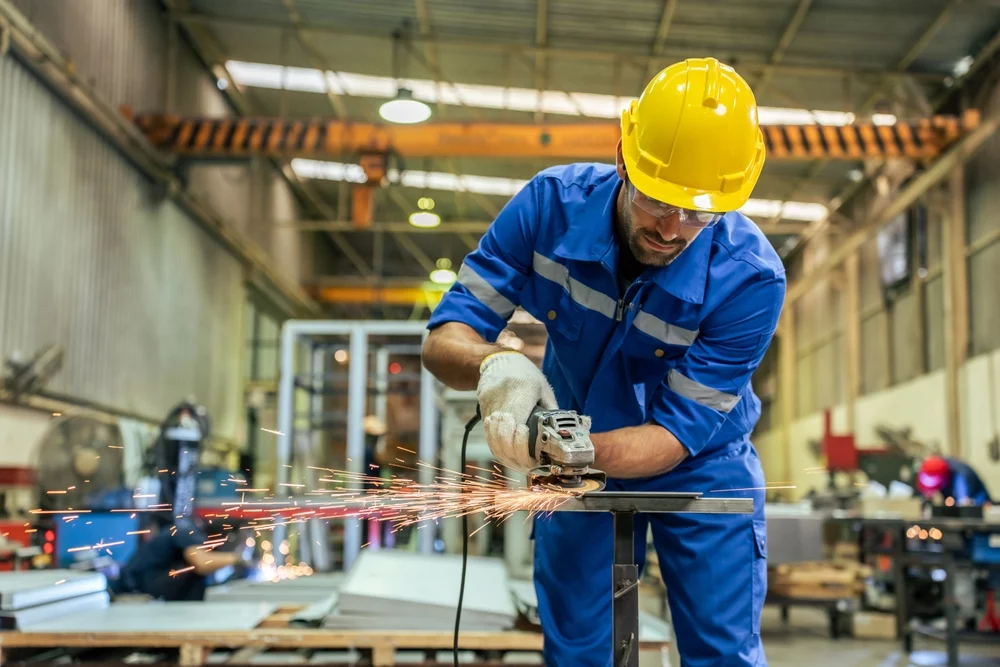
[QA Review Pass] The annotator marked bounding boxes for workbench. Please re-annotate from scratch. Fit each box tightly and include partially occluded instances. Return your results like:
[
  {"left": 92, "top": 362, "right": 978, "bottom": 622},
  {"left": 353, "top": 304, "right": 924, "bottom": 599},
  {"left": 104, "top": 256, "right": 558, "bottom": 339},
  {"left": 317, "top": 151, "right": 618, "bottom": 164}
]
[
  {"left": 0, "top": 604, "right": 670, "bottom": 665},
  {"left": 829, "top": 513, "right": 1000, "bottom": 666}
]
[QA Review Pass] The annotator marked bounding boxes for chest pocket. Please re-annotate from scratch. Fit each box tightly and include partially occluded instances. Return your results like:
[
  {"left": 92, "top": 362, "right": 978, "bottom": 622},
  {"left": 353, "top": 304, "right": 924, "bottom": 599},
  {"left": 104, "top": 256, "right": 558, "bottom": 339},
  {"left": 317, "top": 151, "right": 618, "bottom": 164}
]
[
  {"left": 523, "top": 260, "right": 589, "bottom": 342},
  {"left": 546, "top": 290, "right": 584, "bottom": 340},
  {"left": 623, "top": 310, "right": 698, "bottom": 385}
]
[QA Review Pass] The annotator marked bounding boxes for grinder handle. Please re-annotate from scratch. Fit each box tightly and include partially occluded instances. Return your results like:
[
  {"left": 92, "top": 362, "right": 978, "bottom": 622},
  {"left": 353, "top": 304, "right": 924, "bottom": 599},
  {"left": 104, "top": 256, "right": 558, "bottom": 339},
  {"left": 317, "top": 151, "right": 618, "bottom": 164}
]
[{"left": 525, "top": 405, "right": 545, "bottom": 461}]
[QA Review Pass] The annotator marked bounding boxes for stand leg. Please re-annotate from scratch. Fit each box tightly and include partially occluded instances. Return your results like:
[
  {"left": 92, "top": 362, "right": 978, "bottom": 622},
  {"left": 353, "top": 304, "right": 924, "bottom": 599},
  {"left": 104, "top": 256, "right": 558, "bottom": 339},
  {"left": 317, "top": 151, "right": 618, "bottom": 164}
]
[
  {"left": 894, "top": 525, "right": 909, "bottom": 642},
  {"left": 613, "top": 511, "right": 639, "bottom": 667},
  {"left": 944, "top": 558, "right": 958, "bottom": 667}
]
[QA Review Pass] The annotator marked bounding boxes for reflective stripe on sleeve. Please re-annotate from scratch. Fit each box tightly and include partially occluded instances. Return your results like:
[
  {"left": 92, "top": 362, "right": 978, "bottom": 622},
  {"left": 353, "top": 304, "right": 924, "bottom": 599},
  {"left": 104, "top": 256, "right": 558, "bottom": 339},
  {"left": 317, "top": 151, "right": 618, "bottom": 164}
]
[
  {"left": 532, "top": 253, "right": 617, "bottom": 319},
  {"left": 667, "top": 369, "right": 741, "bottom": 412},
  {"left": 457, "top": 263, "right": 516, "bottom": 319},
  {"left": 634, "top": 311, "right": 699, "bottom": 347}
]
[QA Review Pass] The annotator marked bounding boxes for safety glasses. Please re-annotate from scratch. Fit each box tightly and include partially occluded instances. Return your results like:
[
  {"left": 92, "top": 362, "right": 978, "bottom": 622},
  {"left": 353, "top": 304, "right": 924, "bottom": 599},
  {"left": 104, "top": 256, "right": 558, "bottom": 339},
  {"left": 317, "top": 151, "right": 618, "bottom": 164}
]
[{"left": 628, "top": 181, "right": 724, "bottom": 228}]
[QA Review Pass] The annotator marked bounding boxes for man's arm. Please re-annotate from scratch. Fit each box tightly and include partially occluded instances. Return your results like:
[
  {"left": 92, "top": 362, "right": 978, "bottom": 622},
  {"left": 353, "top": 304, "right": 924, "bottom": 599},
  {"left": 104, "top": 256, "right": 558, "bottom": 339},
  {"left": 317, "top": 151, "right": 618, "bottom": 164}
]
[
  {"left": 422, "top": 322, "right": 507, "bottom": 391},
  {"left": 591, "top": 423, "right": 687, "bottom": 478},
  {"left": 592, "top": 273, "right": 785, "bottom": 476},
  {"left": 183, "top": 547, "right": 244, "bottom": 575}
]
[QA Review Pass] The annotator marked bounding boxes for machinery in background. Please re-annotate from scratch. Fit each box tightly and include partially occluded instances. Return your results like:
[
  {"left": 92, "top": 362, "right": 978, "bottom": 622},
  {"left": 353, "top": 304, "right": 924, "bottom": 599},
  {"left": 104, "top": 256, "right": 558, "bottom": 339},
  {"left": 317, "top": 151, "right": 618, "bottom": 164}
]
[
  {"left": 808, "top": 410, "right": 936, "bottom": 508},
  {"left": 2, "top": 344, "right": 64, "bottom": 400},
  {"left": 30, "top": 415, "right": 132, "bottom": 572},
  {"left": 33, "top": 415, "right": 127, "bottom": 514},
  {"left": 26, "top": 400, "right": 246, "bottom": 575}
]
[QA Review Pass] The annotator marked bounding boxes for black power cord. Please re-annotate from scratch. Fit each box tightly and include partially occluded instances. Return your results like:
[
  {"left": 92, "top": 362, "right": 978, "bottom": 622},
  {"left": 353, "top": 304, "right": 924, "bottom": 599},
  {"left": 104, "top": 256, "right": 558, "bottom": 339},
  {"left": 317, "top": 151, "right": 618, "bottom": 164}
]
[{"left": 454, "top": 406, "right": 481, "bottom": 667}]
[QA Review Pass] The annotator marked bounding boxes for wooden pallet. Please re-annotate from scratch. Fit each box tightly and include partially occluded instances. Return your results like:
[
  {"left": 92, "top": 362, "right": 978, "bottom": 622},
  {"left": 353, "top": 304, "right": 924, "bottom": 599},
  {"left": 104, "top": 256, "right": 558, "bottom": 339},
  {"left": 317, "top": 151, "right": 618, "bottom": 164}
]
[{"left": 0, "top": 605, "right": 666, "bottom": 665}]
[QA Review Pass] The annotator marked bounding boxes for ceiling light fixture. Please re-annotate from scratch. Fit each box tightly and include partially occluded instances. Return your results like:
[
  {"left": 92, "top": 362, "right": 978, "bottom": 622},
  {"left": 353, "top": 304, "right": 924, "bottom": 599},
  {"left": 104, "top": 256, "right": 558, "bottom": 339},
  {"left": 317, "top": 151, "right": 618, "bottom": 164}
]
[
  {"left": 953, "top": 55, "right": 974, "bottom": 77},
  {"left": 409, "top": 211, "right": 441, "bottom": 228},
  {"left": 379, "top": 27, "right": 431, "bottom": 125},
  {"left": 379, "top": 87, "right": 431, "bottom": 124},
  {"left": 430, "top": 258, "right": 457, "bottom": 285}
]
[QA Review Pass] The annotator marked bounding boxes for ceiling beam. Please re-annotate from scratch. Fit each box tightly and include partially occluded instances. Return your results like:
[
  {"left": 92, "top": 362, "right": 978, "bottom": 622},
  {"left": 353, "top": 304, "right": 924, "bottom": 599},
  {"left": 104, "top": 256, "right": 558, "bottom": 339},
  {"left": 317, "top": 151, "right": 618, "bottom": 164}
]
[
  {"left": 165, "top": 0, "right": 371, "bottom": 278},
  {"left": 755, "top": 0, "right": 813, "bottom": 95},
  {"left": 933, "top": 27, "right": 1000, "bottom": 106},
  {"left": 278, "top": 0, "right": 349, "bottom": 118},
  {"left": 534, "top": 0, "right": 548, "bottom": 122},
  {"left": 642, "top": 0, "right": 679, "bottom": 84},
  {"left": 276, "top": 219, "right": 815, "bottom": 235},
  {"left": 786, "top": 112, "right": 998, "bottom": 302},
  {"left": 170, "top": 11, "right": 946, "bottom": 82},
  {"left": 787, "top": 0, "right": 962, "bottom": 262},
  {"left": 859, "top": 0, "right": 962, "bottom": 113},
  {"left": 136, "top": 114, "right": 980, "bottom": 162}
]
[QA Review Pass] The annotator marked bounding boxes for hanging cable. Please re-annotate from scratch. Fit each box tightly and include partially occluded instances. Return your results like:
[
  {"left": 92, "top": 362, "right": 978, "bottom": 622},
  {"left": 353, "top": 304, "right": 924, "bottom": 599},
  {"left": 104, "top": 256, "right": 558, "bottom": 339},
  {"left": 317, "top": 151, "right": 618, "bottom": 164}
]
[{"left": 454, "top": 405, "right": 481, "bottom": 667}]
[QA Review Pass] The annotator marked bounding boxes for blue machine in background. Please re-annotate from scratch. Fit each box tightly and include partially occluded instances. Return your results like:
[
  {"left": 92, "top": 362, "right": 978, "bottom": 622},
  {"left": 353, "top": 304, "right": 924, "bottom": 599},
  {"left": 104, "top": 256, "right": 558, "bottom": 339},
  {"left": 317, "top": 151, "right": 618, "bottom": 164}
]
[{"left": 53, "top": 512, "right": 141, "bottom": 577}]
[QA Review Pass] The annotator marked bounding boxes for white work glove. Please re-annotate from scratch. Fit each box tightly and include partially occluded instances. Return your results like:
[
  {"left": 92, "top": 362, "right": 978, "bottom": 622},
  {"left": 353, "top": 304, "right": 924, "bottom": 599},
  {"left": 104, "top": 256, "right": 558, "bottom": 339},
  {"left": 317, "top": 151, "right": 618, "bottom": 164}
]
[{"left": 477, "top": 351, "right": 557, "bottom": 473}]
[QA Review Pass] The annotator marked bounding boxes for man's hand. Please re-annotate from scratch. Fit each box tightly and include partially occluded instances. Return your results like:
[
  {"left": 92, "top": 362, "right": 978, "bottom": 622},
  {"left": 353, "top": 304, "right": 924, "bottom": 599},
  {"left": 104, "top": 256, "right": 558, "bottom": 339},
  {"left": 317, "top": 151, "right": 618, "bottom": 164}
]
[{"left": 477, "top": 351, "right": 557, "bottom": 472}]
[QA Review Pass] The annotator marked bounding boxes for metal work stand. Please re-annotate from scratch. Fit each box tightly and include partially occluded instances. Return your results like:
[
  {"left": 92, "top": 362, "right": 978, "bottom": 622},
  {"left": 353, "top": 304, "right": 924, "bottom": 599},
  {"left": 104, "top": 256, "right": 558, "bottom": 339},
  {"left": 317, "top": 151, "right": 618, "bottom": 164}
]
[{"left": 558, "top": 491, "right": 755, "bottom": 667}]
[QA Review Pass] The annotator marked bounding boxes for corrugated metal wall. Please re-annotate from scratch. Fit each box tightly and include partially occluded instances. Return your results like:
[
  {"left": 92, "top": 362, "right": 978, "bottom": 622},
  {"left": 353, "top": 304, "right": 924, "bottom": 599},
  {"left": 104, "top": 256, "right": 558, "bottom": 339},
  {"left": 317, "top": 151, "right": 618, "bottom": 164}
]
[
  {"left": 8, "top": 0, "right": 313, "bottom": 289},
  {"left": 967, "top": 82, "right": 1000, "bottom": 356},
  {"left": 11, "top": 0, "right": 168, "bottom": 111},
  {"left": 0, "top": 53, "right": 244, "bottom": 437}
]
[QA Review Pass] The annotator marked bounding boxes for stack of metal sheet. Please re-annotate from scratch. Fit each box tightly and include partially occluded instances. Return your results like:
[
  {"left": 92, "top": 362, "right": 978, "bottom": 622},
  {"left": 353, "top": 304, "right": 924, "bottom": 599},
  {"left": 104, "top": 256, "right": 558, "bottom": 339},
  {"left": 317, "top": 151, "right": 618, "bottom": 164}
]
[
  {"left": 324, "top": 551, "right": 517, "bottom": 632},
  {"left": 21, "top": 601, "right": 275, "bottom": 633},
  {"left": 205, "top": 573, "right": 345, "bottom": 604},
  {"left": 0, "top": 570, "right": 110, "bottom": 629},
  {"left": 764, "top": 504, "right": 826, "bottom": 565}
]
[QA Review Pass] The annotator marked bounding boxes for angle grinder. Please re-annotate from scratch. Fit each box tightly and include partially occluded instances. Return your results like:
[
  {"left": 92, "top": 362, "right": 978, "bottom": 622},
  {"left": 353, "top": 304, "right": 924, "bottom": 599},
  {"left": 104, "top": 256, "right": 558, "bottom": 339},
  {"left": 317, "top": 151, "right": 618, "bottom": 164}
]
[{"left": 525, "top": 407, "right": 606, "bottom": 493}]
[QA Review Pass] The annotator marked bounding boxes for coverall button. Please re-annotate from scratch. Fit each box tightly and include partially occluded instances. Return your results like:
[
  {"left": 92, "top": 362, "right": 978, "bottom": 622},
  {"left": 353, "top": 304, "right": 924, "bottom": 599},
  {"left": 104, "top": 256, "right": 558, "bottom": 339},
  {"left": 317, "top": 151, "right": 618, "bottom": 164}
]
[
  {"left": 547, "top": 310, "right": 557, "bottom": 320},
  {"left": 654, "top": 348, "right": 665, "bottom": 357}
]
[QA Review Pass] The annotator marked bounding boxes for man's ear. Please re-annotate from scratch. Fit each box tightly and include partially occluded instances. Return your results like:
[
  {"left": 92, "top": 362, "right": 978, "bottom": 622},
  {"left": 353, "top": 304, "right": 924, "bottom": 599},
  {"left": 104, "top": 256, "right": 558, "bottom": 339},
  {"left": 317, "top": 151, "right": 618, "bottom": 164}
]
[{"left": 615, "top": 139, "right": 627, "bottom": 180}]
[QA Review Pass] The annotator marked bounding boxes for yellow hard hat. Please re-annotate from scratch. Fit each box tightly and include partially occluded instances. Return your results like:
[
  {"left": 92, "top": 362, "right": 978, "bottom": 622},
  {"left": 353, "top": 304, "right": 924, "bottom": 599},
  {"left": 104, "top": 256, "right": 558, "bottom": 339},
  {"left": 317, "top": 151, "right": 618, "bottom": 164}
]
[{"left": 620, "top": 57, "right": 765, "bottom": 213}]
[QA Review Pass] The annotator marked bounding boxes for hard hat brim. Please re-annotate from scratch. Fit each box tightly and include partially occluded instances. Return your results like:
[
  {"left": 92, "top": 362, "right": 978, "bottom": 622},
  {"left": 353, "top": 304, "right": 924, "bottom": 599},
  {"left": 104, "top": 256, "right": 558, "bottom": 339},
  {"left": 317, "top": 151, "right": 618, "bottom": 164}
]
[{"left": 621, "top": 133, "right": 763, "bottom": 213}]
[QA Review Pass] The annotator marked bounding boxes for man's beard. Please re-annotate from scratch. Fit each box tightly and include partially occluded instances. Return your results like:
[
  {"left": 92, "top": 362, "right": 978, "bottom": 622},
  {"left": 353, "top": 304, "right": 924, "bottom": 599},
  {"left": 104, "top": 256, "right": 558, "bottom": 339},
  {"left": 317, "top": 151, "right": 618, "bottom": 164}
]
[{"left": 621, "top": 202, "right": 688, "bottom": 267}]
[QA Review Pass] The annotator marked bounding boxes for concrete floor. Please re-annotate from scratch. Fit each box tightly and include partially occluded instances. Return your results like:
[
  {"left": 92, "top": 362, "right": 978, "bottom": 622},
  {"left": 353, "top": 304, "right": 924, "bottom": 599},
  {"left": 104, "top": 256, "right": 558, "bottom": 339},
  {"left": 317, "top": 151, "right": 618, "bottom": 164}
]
[{"left": 755, "top": 607, "right": 1000, "bottom": 667}]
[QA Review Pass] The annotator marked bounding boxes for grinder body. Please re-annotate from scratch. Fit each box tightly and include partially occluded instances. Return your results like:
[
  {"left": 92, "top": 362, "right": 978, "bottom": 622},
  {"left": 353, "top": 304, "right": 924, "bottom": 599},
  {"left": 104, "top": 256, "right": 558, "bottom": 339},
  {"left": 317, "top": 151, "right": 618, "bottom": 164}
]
[{"left": 525, "top": 408, "right": 606, "bottom": 492}]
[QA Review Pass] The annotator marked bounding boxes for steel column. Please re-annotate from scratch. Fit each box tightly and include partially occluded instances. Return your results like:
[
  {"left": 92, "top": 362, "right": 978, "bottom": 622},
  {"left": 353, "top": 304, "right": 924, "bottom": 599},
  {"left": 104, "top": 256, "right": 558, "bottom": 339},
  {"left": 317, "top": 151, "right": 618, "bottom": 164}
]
[
  {"left": 374, "top": 347, "right": 390, "bottom": 425},
  {"left": 276, "top": 323, "right": 297, "bottom": 489},
  {"left": 418, "top": 331, "right": 439, "bottom": 554},
  {"left": 344, "top": 327, "right": 369, "bottom": 568}
]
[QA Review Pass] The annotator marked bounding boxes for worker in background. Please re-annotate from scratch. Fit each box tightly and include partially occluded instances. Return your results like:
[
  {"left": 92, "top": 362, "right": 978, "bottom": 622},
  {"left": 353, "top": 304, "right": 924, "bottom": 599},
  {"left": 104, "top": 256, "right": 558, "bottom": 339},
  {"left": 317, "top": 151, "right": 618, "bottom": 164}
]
[
  {"left": 114, "top": 518, "right": 253, "bottom": 601},
  {"left": 423, "top": 58, "right": 782, "bottom": 666},
  {"left": 916, "top": 454, "right": 993, "bottom": 506}
]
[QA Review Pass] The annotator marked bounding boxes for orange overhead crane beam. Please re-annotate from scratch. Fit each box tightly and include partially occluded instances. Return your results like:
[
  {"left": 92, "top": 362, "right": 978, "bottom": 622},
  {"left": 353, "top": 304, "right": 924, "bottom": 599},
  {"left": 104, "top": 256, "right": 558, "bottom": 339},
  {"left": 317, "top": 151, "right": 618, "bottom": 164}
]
[
  {"left": 132, "top": 111, "right": 981, "bottom": 162},
  {"left": 307, "top": 285, "right": 447, "bottom": 307}
]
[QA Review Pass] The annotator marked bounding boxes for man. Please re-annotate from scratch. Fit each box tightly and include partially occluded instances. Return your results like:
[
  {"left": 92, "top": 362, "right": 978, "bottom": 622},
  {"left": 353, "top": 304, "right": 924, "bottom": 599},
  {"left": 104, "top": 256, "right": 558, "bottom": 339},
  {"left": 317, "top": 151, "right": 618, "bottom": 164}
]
[
  {"left": 423, "top": 58, "right": 784, "bottom": 666},
  {"left": 916, "top": 455, "right": 992, "bottom": 506},
  {"left": 115, "top": 518, "right": 253, "bottom": 601}
]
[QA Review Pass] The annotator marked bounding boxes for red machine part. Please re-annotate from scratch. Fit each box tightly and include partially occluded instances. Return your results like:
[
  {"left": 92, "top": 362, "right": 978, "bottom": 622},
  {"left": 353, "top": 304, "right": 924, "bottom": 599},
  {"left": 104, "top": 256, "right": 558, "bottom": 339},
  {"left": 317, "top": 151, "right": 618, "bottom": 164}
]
[{"left": 822, "top": 410, "right": 859, "bottom": 471}]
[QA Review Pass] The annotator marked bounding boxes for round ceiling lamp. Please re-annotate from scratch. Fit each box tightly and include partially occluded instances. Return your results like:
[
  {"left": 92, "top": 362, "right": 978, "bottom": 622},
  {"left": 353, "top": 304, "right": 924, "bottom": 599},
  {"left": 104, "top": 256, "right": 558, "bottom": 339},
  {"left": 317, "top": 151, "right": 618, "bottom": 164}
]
[{"left": 379, "top": 88, "right": 431, "bottom": 124}]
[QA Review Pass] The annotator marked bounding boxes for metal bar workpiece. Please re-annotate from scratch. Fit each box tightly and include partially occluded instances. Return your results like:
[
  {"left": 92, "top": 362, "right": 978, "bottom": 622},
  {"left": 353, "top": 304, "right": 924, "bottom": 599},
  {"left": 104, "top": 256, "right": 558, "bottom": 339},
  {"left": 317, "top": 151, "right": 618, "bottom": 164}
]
[{"left": 558, "top": 491, "right": 754, "bottom": 514}]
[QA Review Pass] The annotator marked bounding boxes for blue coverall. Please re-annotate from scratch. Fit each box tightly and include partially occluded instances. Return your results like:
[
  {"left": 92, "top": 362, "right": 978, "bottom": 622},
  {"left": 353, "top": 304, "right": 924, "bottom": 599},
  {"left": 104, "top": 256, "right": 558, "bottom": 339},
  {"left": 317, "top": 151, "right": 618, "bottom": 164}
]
[
  {"left": 938, "top": 457, "right": 993, "bottom": 505},
  {"left": 428, "top": 163, "right": 786, "bottom": 666}
]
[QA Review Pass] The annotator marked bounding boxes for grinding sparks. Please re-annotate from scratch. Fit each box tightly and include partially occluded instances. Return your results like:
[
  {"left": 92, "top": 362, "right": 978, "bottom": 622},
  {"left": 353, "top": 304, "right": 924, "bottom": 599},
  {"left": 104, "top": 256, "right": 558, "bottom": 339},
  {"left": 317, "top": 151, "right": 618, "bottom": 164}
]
[
  {"left": 218, "top": 465, "right": 581, "bottom": 533},
  {"left": 169, "top": 566, "right": 195, "bottom": 577},
  {"left": 708, "top": 485, "right": 797, "bottom": 492}
]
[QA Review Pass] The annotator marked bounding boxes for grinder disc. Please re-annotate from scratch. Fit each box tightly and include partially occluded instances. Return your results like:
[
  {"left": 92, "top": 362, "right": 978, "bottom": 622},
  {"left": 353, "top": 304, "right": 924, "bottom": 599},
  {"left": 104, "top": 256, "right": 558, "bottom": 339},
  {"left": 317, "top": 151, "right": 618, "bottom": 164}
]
[
  {"left": 528, "top": 466, "right": 606, "bottom": 494},
  {"left": 534, "top": 476, "right": 605, "bottom": 494}
]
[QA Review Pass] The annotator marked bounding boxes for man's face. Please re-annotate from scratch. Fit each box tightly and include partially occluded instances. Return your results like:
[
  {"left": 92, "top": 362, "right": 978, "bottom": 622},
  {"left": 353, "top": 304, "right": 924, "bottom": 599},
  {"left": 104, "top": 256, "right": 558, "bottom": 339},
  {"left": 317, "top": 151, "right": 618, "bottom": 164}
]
[{"left": 618, "top": 179, "right": 704, "bottom": 268}]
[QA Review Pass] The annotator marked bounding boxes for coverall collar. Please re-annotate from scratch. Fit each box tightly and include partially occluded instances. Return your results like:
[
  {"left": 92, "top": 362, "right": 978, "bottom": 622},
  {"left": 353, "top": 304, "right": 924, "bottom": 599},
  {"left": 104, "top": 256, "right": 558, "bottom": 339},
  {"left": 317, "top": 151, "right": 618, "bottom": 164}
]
[{"left": 555, "top": 173, "right": 710, "bottom": 305}]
